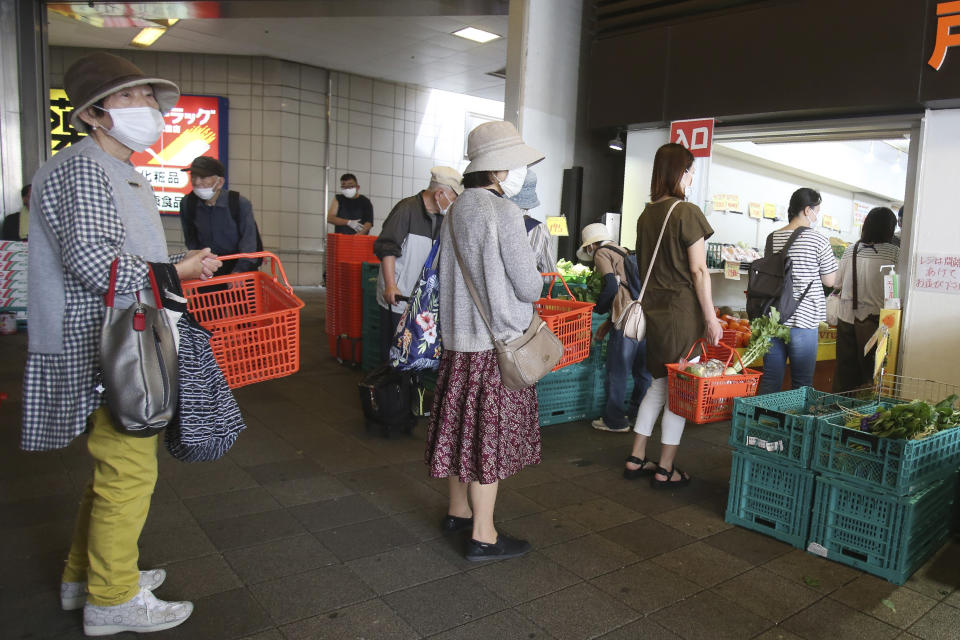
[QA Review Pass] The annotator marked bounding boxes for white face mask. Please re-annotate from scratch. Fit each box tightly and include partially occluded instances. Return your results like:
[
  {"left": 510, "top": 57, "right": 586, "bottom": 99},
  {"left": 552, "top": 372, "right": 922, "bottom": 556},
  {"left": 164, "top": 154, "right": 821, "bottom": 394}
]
[
  {"left": 193, "top": 179, "right": 221, "bottom": 201},
  {"left": 96, "top": 106, "right": 164, "bottom": 152},
  {"left": 498, "top": 166, "right": 528, "bottom": 198},
  {"left": 435, "top": 191, "right": 452, "bottom": 216},
  {"left": 342, "top": 187, "right": 358, "bottom": 198}
]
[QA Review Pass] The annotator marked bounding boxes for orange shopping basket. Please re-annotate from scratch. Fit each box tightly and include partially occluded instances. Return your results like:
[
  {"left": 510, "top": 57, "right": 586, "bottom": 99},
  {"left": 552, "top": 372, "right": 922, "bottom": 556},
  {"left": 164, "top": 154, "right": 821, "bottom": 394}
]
[
  {"left": 535, "top": 272, "right": 595, "bottom": 370},
  {"left": 666, "top": 340, "right": 761, "bottom": 424},
  {"left": 182, "top": 252, "right": 305, "bottom": 389}
]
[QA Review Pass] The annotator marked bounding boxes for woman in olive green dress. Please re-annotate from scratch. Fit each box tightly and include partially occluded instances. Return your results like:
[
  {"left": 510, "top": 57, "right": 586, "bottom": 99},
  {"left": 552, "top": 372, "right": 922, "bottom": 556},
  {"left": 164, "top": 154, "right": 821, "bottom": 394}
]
[{"left": 623, "top": 143, "right": 723, "bottom": 488}]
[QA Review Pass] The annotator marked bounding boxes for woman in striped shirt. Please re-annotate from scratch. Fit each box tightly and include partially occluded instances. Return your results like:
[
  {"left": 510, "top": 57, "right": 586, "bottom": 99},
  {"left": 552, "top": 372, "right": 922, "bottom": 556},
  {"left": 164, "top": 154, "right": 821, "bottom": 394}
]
[
  {"left": 832, "top": 207, "right": 899, "bottom": 391},
  {"left": 758, "top": 188, "right": 838, "bottom": 394}
]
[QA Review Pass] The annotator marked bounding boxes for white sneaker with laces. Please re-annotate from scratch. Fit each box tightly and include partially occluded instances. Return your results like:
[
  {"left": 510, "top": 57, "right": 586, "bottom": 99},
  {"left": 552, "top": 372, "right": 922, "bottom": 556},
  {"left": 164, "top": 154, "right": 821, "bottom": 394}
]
[
  {"left": 61, "top": 569, "right": 167, "bottom": 611},
  {"left": 83, "top": 587, "right": 192, "bottom": 636}
]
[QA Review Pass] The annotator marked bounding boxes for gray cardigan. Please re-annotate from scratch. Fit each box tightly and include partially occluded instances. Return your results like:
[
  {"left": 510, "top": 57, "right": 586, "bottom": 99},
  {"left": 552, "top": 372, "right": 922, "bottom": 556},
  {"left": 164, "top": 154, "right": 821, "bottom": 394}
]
[{"left": 438, "top": 188, "right": 543, "bottom": 352}]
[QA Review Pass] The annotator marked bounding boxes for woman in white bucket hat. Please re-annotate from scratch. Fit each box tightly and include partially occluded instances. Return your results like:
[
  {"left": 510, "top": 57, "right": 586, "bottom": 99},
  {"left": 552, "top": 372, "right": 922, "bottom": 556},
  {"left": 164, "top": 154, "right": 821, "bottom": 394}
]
[{"left": 425, "top": 121, "right": 545, "bottom": 561}]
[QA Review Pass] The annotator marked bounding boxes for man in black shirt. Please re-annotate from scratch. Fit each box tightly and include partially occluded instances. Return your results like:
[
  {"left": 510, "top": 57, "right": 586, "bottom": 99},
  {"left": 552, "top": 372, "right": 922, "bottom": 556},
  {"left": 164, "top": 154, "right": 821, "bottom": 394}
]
[
  {"left": 327, "top": 173, "right": 373, "bottom": 234},
  {"left": 1, "top": 184, "right": 30, "bottom": 241}
]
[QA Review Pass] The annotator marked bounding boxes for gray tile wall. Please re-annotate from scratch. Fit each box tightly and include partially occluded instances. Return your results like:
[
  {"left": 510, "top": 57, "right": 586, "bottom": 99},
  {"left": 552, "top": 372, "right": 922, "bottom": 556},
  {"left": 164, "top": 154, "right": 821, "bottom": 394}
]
[{"left": 48, "top": 47, "right": 502, "bottom": 285}]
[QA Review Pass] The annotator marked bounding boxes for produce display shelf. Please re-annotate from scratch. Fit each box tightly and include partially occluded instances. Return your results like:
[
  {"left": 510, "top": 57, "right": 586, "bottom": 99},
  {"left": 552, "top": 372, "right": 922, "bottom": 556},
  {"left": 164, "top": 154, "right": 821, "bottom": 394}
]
[
  {"left": 725, "top": 449, "right": 817, "bottom": 549},
  {"left": 731, "top": 387, "right": 877, "bottom": 469},
  {"left": 807, "top": 472, "right": 957, "bottom": 585}
]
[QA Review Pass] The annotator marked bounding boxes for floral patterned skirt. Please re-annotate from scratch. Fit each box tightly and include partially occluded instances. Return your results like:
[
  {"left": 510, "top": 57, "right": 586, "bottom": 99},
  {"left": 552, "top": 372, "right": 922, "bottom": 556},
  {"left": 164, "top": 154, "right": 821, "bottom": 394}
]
[{"left": 425, "top": 349, "right": 541, "bottom": 484}]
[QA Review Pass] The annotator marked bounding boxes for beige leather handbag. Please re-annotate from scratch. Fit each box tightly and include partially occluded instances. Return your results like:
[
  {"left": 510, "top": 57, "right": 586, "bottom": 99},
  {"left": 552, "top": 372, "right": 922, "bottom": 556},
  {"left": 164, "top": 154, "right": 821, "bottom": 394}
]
[
  {"left": 448, "top": 212, "right": 563, "bottom": 390},
  {"left": 614, "top": 199, "right": 680, "bottom": 341}
]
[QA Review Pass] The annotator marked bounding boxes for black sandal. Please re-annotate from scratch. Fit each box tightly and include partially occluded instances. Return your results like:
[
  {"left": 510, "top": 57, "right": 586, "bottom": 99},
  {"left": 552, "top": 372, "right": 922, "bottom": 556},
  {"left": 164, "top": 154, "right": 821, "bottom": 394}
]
[
  {"left": 650, "top": 465, "right": 691, "bottom": 489},
  {"left": 623, "top": 455, "right": 656, "bottom": 480}
]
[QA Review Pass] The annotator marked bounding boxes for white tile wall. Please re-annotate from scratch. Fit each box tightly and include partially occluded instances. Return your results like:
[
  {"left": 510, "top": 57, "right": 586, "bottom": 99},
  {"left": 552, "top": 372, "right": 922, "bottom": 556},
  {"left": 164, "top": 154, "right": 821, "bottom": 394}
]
[{"left": 49, "top": 47, "right": 503, "bottom": 285}]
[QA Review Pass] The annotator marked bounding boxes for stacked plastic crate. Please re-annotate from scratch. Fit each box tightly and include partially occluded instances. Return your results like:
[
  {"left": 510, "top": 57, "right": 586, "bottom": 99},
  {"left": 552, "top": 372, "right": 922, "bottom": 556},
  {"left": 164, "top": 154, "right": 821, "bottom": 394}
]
[
  {"left": 725, "top": 389, "right": 875, "bottom": 549},
  {"left": 325, "top": 234, "right": 377, "bottom": 363},
  {"left": 806, "top": 392, "right": 960, "bottom": 584},
  {"left": 360, "top": 262, "right": 381, "bottom": 371},
  {"left": 0, "top": 241, "right": 28, "bottom": 330}
]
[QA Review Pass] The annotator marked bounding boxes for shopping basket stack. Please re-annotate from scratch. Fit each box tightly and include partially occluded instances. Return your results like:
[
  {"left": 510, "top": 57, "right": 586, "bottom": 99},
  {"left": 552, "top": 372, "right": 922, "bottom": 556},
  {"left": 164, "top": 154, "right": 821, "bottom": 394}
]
[
  {"left": 183, "top": 252, "right": 304, "bottom": 389},
  {"left": 325, "top": 234, "right": 377, "bottom": 364},
  {"left": 666, "top": 340, "right": 762, "bottom": 424}
]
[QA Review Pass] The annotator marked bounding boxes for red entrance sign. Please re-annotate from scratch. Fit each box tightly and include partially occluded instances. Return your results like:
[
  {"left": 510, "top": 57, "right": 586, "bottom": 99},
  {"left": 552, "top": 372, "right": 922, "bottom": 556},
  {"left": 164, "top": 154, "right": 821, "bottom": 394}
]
[
  {"left": 130, "top": 95, "right": 228, "bottom": 214},
  {"left": 670, "top": 118, "right": 714, "bottom": 158}
]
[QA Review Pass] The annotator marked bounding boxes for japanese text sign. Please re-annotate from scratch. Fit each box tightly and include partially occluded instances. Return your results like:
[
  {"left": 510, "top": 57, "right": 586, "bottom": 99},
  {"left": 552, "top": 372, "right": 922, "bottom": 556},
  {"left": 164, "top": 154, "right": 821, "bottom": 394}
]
[
  {"left": 670, "top": 118, "right": 714, "bottom": 158},
  {"left": 929, "top": 1, "right": 960, "bottom": 70},
  {"left": 914, "top": 253, "right": 960, "bottom": 294},
  {"left": 49, "top": 91, "right": 229, "bottom": 215},
  {"left": 545, "top": 216, "right": 569, "bottom": 236}
]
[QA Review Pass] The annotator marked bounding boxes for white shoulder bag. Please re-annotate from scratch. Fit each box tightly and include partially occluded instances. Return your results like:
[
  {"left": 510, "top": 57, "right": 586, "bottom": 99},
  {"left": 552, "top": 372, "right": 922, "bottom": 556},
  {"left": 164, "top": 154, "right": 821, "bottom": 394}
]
[{"left": 614, "top": 199, "right": 680, "bottom": 341}]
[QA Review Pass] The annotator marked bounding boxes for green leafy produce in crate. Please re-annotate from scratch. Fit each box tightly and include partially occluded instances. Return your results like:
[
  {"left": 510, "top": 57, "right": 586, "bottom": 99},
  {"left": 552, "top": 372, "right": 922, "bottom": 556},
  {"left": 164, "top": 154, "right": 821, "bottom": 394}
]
[{"left": 843, "top": 395, "right": 960, "bottom": 440}]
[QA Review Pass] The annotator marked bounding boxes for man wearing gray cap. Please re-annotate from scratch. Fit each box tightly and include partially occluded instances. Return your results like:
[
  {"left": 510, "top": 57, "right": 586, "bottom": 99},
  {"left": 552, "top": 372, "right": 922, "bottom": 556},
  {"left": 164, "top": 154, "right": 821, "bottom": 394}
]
[
  {"left": 179, "top": 155, "right": 261, "bottom": 277},
  {"left": 373, "top": 166, "right": 462, "bottom": 360}
]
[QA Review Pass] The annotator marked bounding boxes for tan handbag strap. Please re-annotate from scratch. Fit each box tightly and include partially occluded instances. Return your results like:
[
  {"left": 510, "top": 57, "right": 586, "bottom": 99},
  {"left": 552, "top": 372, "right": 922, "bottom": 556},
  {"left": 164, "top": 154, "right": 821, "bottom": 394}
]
[
  {"left": 447, "top": 207, "right": 502, "bottom": 345},
  {"left": 637, "top": 199, "right": 681, "bottom": 304}
]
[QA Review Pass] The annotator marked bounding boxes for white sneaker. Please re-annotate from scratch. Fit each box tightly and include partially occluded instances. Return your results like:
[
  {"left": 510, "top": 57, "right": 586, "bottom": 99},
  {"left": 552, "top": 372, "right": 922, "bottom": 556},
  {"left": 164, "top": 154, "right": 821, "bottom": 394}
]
[
  {"left": 83, "top": 587, "right": 192, "bottom": 636},
  {"left": 591, "top": 418, "right": 630, "bottom": 433},
  {"left": 61, "top": 569, "right": 167, "bottom": 611}
]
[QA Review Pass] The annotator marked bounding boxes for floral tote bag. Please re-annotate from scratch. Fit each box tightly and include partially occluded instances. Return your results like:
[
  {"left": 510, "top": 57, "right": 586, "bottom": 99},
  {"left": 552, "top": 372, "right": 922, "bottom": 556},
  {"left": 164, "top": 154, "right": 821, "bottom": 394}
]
[{"left": 389, "top": 238, "right": 442, "bottom": 371}]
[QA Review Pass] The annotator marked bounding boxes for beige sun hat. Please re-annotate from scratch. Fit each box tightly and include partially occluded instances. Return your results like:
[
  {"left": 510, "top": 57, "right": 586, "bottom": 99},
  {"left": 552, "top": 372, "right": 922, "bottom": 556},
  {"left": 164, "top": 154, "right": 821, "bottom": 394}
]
[
  {"left": 577, "top": 223, "right": 613, "bottom": 261},
  {"left": 65, "top": 52, "right": 180, "bottom": 134},
  {"left": 429, "top": 166, "right": 464, "bottom": 195},
  {"left": 464, "top": 121, "right": 544, "bottom": 173}
]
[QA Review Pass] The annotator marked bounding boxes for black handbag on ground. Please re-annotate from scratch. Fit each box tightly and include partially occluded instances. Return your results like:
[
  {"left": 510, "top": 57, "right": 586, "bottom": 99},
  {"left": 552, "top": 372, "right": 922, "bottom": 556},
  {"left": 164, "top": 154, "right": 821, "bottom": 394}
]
[{"left": 358, "top": 365, "right": 421, "bottom": 437}]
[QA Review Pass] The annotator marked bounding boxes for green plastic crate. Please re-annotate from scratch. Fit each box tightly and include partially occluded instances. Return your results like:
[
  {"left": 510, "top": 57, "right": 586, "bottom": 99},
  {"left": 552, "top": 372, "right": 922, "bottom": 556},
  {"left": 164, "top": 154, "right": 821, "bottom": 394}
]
[
  {"left": 725, "top": 449, "right": 817, "bottom": 549},
  {"left": 812, "top": 407, "right": 960, "bottom": 496},
  {"left": 731, "top": 388, "right": 876, "bottom": 469},
  {"left": 807, "top": 472, "right": 957, "bottom": 585},
  {"left": 537, "top": 361, "right": 595, "bottom": 426}
]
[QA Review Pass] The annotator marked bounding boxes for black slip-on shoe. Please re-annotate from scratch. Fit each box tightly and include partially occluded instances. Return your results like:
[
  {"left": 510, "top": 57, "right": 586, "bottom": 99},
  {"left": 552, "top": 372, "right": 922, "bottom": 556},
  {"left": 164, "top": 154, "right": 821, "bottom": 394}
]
[
  {"left": 441, "top": 515, "right": 473, "bottom": 534},
  {"left": 465, "top": 534, "right": 531, "bottom": 562}
]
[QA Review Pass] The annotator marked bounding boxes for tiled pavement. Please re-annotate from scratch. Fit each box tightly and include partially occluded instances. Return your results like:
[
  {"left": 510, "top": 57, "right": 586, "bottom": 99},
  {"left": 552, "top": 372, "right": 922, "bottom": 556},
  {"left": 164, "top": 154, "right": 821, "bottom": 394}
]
[{"left": 1, "top": 288, "right": 959, "bottom": 640}]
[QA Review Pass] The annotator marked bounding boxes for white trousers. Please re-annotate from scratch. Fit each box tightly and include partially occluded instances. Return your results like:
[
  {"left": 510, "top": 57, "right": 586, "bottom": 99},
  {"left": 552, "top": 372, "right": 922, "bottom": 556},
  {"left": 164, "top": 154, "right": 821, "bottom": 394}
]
[{"left": 632, "top": 376, "right": 686, "bottom": 445}]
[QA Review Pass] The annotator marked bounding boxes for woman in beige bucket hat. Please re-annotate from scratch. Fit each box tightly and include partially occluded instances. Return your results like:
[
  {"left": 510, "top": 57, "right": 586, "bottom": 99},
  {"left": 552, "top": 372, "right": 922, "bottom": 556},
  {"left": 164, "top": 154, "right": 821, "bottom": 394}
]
[
  {"left": 425, "top": 121, "right": 547, "bottom": 561},
  {"left": 22, "top": 52, "right": 220, "bottom": 636}
]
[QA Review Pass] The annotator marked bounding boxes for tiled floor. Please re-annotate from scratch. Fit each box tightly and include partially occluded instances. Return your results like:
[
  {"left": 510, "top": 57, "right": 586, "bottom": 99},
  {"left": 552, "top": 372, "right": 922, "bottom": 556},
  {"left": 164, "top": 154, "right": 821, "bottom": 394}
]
[{"left": 1, "top": 288, "right": 958, "bottom": 639}]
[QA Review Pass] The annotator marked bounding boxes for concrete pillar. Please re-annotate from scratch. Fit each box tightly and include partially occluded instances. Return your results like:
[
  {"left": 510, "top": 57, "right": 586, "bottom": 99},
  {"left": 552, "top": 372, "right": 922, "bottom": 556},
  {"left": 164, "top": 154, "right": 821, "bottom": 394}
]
[
  {"left": 504, "top": 0, "right": 581, "bottom": 223},
  {"left": 899, "top": 109, "right": 960, "bottom": 387},
  {"left": 0, "top": 0, "right": 46, "bottom": 213},
  {"left": 620, "top": 128, "right": 669, "bottom": 250}
]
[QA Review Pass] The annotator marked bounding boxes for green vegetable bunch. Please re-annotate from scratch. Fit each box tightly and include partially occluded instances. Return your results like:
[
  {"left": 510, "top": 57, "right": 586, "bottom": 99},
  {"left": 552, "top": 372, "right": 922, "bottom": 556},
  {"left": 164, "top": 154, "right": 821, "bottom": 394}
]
[
  {"left": 733, "top": 307, "right": 791, "bottom": 372},
  {"left": 555, "top": 259, "right": 593, "bottom": 284},
  {"left": 844, "top": 394, "right": 960, "bottom": 440}
]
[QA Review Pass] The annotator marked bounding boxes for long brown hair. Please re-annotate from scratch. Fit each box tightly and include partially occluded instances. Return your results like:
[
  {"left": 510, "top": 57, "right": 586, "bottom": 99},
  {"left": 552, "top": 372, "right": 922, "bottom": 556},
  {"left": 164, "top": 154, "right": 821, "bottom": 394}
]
[{"left": 650, "top": 143, "right": 694, "bottom": 201}]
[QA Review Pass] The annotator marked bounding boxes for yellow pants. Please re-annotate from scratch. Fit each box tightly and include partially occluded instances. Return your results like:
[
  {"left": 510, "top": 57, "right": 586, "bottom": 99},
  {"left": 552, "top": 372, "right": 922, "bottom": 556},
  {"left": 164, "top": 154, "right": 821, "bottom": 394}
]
[{"left": 61, "top": 407, "right": 159, "bottom": 607}]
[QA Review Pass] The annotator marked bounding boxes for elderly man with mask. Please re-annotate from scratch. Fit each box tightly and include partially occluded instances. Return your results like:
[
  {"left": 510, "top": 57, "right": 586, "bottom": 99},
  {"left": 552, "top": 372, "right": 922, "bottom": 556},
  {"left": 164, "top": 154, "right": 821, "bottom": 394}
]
[{"left": 373, "top": 166, "right": 463, "bottom": 360}]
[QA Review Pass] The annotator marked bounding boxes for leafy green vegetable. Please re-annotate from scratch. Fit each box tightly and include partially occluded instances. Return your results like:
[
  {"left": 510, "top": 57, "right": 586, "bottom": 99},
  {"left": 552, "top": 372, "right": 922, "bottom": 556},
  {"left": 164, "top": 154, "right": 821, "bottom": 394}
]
[
  {"left": 803, "top": 576, "right": 821, "bottom": 588},
  {"left": 846, "top": 395, "right": 960, "bottom": 440},
  {"left": 734, "top": 307, "right": 791, "bottom": 372}
]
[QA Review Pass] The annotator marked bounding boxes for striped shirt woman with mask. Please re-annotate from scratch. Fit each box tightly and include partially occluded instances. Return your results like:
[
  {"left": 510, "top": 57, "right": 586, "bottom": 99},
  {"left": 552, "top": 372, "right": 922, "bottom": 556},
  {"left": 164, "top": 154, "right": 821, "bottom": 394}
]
[{"left": 757, "top": 188, "right": 838, "bottom": 394}]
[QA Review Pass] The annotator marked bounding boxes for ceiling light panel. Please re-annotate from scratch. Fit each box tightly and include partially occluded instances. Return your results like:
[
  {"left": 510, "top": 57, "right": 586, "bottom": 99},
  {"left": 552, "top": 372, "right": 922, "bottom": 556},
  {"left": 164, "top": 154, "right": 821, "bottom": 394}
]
[
  {"left": 130, "top": 27, "right": 167, "bottom": 48},
  {"left": 452, "top": 27, "right": 500, "bottom": 44}
]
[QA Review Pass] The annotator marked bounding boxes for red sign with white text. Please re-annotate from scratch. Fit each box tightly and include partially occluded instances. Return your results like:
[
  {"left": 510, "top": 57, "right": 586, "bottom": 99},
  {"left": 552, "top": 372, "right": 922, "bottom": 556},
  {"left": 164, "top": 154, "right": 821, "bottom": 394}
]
[
  {"left": 670, "top": 118, "right": 715, "bottom": 158},
  {"left": 130, "top": 95, "right": 228, "bottom": 214}
]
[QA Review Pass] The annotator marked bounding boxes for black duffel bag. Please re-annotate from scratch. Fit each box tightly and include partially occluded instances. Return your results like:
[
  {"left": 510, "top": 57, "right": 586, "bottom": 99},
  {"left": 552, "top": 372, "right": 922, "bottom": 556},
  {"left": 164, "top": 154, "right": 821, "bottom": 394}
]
[{"left": 358, "top": 365, "right": 422, "bottom": 437}]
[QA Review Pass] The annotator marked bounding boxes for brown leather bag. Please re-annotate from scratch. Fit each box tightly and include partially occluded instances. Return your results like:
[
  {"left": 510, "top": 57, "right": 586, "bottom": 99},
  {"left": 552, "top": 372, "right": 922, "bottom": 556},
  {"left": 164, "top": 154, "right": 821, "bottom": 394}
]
[{"left": 448, "top": 211, "right": 562, "bottom": 390}]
